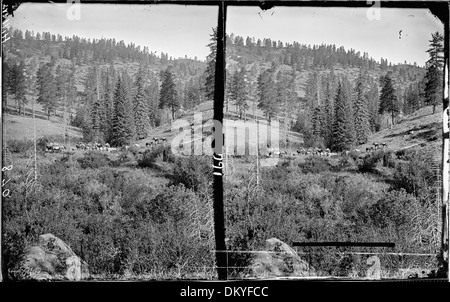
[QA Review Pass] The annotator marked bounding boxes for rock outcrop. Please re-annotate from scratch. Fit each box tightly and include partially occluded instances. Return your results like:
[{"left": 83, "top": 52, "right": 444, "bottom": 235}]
[
  {"left": 248, "top": 238, "right": 315, "bottom": 278},
  {"left": 14, "top": 233, "right": 89, "bottom": 281}
]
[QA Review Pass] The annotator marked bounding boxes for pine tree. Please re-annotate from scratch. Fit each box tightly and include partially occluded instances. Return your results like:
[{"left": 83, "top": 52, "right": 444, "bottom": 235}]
[
  {"left": 424, "top": 32, "right": 444, "bottom": 114},
  {"left": 366, "top": 82, "right": 380, "bottom": 132},
  {"left": 353, "top": 71, "right": 371, "bottom": 144},
  {"left": 36, "top": 63, "right": 58, "bottom": 119},
  {"left": 133, "top": 65, "right": 150, "bottom": 140},
  {"left": 7, "top": 58, "right": 27, "bottom": 115},
  {"left": 204, "top": 27, "right": 217, "bottom": 101},
  {"left": 311, "top": 106, "right": 325, "bottom": 147},
  {"left": 403, "top": 83, "right": 420, "bottom": 115},
  {"left": 103, "top": 62, "right": 116, "bottom": 141},
  {"left": 230, "top": 67, "right": 248, "bottom": 120},
  {"left": 146, "top": 73, "right": 160, "bottom": 127},
  {"left": 257, "top": 69, "right": 278, "bottom": 125},
  {"left": 323, "top": 69, "right": 336, "bottom": 147},
  {"left": 159, "top": 66, "right": 179, "bottom": 120},
  {"left": 111, "top": 76, "right": 130, "bottom": 146},
  {"left": 122, "top": 71, "right": 136, "bottom": 141},
  {"left": 332, "top": 81, "right": 354, "bottom": 151},
  {"left": 379, "top": 72, "right": 400, "bottom": 126}
]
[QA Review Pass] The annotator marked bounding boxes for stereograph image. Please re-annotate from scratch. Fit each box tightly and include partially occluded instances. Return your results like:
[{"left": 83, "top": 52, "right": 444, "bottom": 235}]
[{"left": 0, "top": 1, "right": 448, "bottom": 282}]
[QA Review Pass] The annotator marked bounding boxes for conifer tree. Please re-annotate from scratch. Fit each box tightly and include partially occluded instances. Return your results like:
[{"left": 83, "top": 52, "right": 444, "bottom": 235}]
[
  {"left": 133, "top": 65, "right": 150, "bottom": 139},
  {"left": 122, "top": 72, "right": 136, "bottom": 141},
  {"left": 353, "top": 71, "right": 371, "bottom": 144},
  {"left": 159, "top": 66, "right": 179, "bottom": 120},
  {"left": 311, "top": 106, "right": 325, "bottom": 147},
  {"left": 323, "top": 69, "right": 336, "bottom": 147},
  {"left": 36, "top": 63, "right": 58, "bottom": 119},
  {"left": 7, "top": 58, "right": 27, "bottom": 115},
  {"left": 424, "top": 32, "right": 444, "bottom": 114},
  {"left": 204, "top": 27, "right": 217, "bottom": 101},
  {"left": 230, "top": 67, "right": 248, "bottom": 120},
  {"left": 379, "top": 72, "right": 400, "bottom": 126},
  {"left": 111, "top": 76, "right": 130, "bottom": 146},
  {"left": 332, "top": 81, "right": 354, "bottom": 151},
  {"left": 257, "top": 69, "right": 278, "bottom": 125}
]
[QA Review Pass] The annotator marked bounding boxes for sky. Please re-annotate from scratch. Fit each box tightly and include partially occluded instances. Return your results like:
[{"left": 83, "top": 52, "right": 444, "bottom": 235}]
[
  {"left": 227, "top": 6, "right": 444, "bottom": 67},
  {"left": 7, "top": 3, "right": 444, "bottom": 66}
]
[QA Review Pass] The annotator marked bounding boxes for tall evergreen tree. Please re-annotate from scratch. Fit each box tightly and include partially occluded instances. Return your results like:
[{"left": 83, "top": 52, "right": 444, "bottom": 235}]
[
  {"left": 257, "top": 69, "right": 278, "bottom": 125},
  {"left": 332, "top": 81, "right": 354, "bottom": 151},
  {"left": 366, "top": 82, "right": 380, "bottom": 132},
  {"left": 379, "top": 72, "right": 400, "bottom": 126},
  {"left": 204, "top": 27, "right": 217, "bottom": 101},
  {"left": 311, "top": 105, "right": 325, "bottom": 147},
  {"left": 133, "top": 65, "right": 150, "bottom": 139},
  {"left": 403, "top": 83, "right": 420, "bottom": 115},
  {"left": 7, "top": 58, "right": 27, "bottom": 115},
  {"left": 353, "top": 72, "right": 371, "bottom": 144},
  {"left": 146, "top": 73, "right": 160, "bottom": 127},
  {"left": 323, "top": 69, "right": 336, "bottom": 147},
  {"left": 111, "top": 76, "right": 131, "bottom": 146},
  {"left": 424, "top": 31, "right": 444, "bottom": 114},
  {"left": 230, "top": 67, "right": 248, "bottom": 120},
  {"left": 159, "top": 66, "right": 179, "bottom": 120},
  {"left": 122, "top": 71, "right": 136, "bottom": 141},
  {"left": 36, "top": 63, "right": 58, "bottom": 119}
]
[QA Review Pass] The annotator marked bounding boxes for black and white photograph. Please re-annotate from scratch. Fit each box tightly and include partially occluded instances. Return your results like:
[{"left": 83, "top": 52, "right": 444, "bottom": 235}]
[
  {"left": 222, "top": 4, "right": 448, "bottom": 280},
  {"left": 0, "top": 0, "right": 449, "bottom": 285},
  {"left": 1, "top": 2, "right": 219, "bottom": 281}
]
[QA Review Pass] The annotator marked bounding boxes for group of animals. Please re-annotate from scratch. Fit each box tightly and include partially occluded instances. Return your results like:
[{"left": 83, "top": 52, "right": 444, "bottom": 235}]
[
  {"left": 45, "top": 143, "right": 67, "bottom": 153},
  {"left": 46, "top": 136, "right": 169, "bottom": 154},
  {"left": 265, "top": 142, "right": 389, "bottom": 159},
  {"left": 145, "top": 137, "right": 167, "bottom": 147},
  {"left": 364, "top": 142, "right": 388, "bottom": 153},
  {"left": 75, "top": 142, "right": 112, "bottom": 151}
]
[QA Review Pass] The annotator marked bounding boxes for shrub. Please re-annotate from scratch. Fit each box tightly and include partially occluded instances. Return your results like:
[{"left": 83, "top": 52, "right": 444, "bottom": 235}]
[
  {"left": 336, "top": 155, "right": 356, "bottom": 171},
  {"left": 358, "top": 150, "right": 395, "bottom": 173},
  {"left": 392, "top": 149, "right": 436, "bottom": 197},
  {"left": 5, "top": 139, "right": 33, "bottom": 154},
  {"left": 299, "top": 156, "right": 331, "bottom": 174},
  {"left": 137, "top": 145, "right": 169, "bottom": 168},
  {"left": 77, "top": 151, "right": 111, "bottom": 169},
  {"left": 171, "top": 156, "right": 212, "bottom": 192}
]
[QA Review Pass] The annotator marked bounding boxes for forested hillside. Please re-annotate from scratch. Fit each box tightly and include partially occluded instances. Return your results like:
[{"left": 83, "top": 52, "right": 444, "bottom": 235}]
[
  {"left": 224, "top": 33, "right": 441, "bottom": 151},
  {"left": 2, "top": 27, "right": 208, "bottom": 144}
]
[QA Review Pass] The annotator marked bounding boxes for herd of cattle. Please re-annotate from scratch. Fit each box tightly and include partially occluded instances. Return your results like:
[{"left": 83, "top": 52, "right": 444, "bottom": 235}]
[
  {"left": 45, "top": 136, "right": 388, "bottom": 159},
  {"left": 45, "top": 136, "right": 168, "bottom": 153},
  {"left": 265, "top": 142, "right": 388, "bottom": 158}
]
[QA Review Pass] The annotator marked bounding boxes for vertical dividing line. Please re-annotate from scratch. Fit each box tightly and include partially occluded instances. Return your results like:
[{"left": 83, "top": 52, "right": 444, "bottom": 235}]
[
  {"left": 213, "top": 1, "right": 227, "bottom": 281},
  {"left": 442, "top": 59, "right": 450, "bottom": 274},
  {"left": 0, "top": 33, "right": 3, "bottom": 283},
  {"left": 441, "top": 10, "right": 450, "bottom": 278}
]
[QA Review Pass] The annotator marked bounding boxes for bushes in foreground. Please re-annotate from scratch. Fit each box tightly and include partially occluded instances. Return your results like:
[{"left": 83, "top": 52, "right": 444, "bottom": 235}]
[
  {"left": 3, "top": 159, "right": 214, "bottom": 279},
  {"left": 77, "top": 151, "right": 111, "bottom": 169}
]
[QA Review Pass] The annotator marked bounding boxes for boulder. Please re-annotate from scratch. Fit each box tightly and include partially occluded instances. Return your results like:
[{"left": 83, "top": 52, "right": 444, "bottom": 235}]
[
  {"left": 248, "top": 238, "right": 315, "bottom": 278},
  {"left": 15, "top": 233, "right": 89, "bottom": 281}
]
